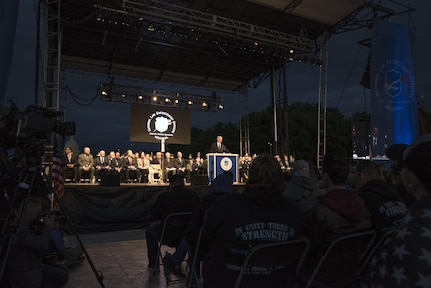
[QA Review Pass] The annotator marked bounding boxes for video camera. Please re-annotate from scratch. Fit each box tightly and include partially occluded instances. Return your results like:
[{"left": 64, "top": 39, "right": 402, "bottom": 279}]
[{"left": 0, "top": 102, "right": 75, "bottom": 150}]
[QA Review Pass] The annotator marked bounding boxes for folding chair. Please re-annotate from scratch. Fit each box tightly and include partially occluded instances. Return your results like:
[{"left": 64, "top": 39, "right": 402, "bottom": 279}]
[
  {"left": 187, "top": 226, "right": 204, "bottom": 288},
  {"left": 355, "top": 230, "right": 396, "bottom": 280},
  {"left": 155, "top": 211, "right": 193, "bottom": 284},
  {"left": 234, "top": 238, "right": 310, "bottom": 288},
  {"left": 304, "top": 230, "right": 376, "bottom": 288}
]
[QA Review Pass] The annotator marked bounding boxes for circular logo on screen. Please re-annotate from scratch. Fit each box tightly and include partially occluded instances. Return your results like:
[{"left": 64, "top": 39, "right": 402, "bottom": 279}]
[
  {"left": 374, "top": 60, "right": 415, "bottom": 100},
  {"left": 220, "top": 157, "right": 232, "bottom": 171},
  {"left": 146, "top": 111, "right": 177, "bottom": 140}
]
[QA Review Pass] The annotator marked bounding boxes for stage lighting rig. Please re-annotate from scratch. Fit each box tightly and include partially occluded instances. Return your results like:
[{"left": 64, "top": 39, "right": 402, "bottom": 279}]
[{"left": 98, "top": 82, "right": 224, "bottom": 112}]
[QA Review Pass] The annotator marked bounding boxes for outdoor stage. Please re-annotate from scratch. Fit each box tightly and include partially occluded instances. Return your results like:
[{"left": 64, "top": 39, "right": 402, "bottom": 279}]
[{"left": 60, "top": 182, "right": 244, "bottom": 233}]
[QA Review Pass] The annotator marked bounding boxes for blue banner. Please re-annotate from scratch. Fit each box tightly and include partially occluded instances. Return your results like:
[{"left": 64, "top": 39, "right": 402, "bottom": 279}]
[{"left": 370, "top": 19, "right": 418, "bottom": 157}]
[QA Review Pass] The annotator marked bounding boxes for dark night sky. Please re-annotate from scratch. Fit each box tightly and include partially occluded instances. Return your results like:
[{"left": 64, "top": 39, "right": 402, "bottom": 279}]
[{"left": 4, "top": 0, "right": 431, "bottom": 154}]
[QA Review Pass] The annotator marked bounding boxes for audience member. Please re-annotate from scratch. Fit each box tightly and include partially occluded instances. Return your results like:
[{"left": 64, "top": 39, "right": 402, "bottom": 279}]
[
  {"left": 145, "top": 174, "right": 199, "bottom": 275},
  {"left": 283, "top": 159, "right": 320, "bottom": 212},
  {"left": 201, "top": 153, "right": 305, "bottom": 288},
  {"left": 362, "top": 134, "right": 431, "bottom": 286},
  {"left": 355, "top": 160, "right": 408, "bottom": 238},
  {"left": 77, "top": 146, "right": 95, "bottom": 183},
  {"left": 6, "top": 197, "right": 69, "bottom": 288},
  {"left": 302, "top": 154, "right": 370, "bottom": 287}
]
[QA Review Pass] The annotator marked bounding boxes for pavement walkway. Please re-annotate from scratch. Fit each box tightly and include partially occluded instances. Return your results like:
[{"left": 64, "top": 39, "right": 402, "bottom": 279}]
[{"left": 63, "top": 229, "right": 188, "bottom": 288}]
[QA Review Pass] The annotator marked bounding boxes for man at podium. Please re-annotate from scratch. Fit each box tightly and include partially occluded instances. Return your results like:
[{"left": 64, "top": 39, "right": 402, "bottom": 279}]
[{"left": 210, "top": 135, "right": 229, "bottom": 153}]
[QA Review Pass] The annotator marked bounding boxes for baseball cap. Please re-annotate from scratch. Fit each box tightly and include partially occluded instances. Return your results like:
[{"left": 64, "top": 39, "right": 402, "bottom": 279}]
[
  {"left": 386, "top": 134, "right": 431, "bottom": 187},
  {"left": 292, "top": 160, "right": 310, "bottom": 178}
]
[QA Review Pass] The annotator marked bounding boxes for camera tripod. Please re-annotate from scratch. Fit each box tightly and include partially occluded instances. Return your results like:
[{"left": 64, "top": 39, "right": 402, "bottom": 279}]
[{"left": 0, "top": 161, "right": 106, "bottom": 288}]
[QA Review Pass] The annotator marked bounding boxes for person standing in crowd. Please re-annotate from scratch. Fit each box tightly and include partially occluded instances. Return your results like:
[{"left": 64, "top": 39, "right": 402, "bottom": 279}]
[
  {"left": 283, "top": 159, "right": 320, "bottom": 213},
  {"left": 210, "top": 135, "right": 229, "bottom": 153},
  {"left": 355, "top": 160, "right": 408, "bottom": 238},
  {"left": 302, "top": 154, "right": 370, "bottom": 287},
  {"left": 362, "top": 134, "right": 431, "bottom": 287},
  {"left": 201, "top": 154, "right": 305, "bottom": 287},
  {"left": 62, "top": 146, "right": 78, "bottom": 183},
  {"left": 77, "top": 146, "right": 95, "bottom": 183},
  {"left": 5, "top": 197, "right": 69, "bottom": 288},
  {"left": 145, "top": 175, "right": 200, "bottom": 275}
]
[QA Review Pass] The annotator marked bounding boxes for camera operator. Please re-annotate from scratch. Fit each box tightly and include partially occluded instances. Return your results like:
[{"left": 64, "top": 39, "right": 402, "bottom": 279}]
[{"left": 5, "top": 197, "right": 69, "bottom": 288}]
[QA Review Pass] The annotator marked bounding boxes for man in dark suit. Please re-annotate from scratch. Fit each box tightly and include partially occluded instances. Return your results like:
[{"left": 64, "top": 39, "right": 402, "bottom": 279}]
[
  {"left": 370, "top": 126, "right": 387, "bottom": 158},
  {"left": 210, "top": 135, "right": 229, "bottom": 153},
  {"left": 94, "top": 149, "right": 111, "bottom": 182},
  {"left": 62, "top": 146, "right": 78, "bottom": 182},
  {"left": 163, "top": 152, "right": 175, "bottom": 182},
  {"left": 174, "top": 151, "right": 187, "bottom": 179}
]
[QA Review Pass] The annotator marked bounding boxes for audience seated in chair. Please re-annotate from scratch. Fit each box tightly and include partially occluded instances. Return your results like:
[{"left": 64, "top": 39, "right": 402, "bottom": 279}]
[
  {"left": 355, "top": 160, "right": 408, "bottom": 238},
  {"left": 301, "top": 154, "right": 371, "bottom": 288},
  {"left": 200, "top": 154, "right": 306, "bottom": 288},
  {"left": 5, "top": 197, "right": 69, "bottom": 288},
  {"left": 145, "top": 174, "right": 200, "bottom": 276},
  {"left": 361, "top": 134, "right": 431, "bottom": 287}
]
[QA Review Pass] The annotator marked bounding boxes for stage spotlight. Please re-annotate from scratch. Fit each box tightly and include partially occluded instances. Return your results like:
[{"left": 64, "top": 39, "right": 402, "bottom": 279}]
[
  {"left": 152, "top": 96, "right": 158, "bottom": 102},
  {"left": 101, "top": 90, "right": 108, "bottom": 96},
  {"left": 137, "top": 95, "right": 143, "bottom": 100},
  {"left": 147, "top": 24, "right": 155, "bottom": 31},
  {"left": 187, "top": 100, "right": 193, "bottom": 105},
  {"left": 121, "top": 94, "right": 126, "bottom": 98},
  {"left": 218, "top": 104, "right": 224, "bottom": 110},
  {"left": 174, "top": 99, "right": 180, "bottom": 104},
  {"left": 164, "top": 98, "right": 171, "bottom": 103}
]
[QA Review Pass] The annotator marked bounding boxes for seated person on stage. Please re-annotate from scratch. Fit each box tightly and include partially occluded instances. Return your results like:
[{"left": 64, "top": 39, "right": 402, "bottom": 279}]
[
  {"left": 77, "top": 146, "right": 95, "bottom": 183},
  {"left": 137, "top": 151, "right": 150, "bottom": 183},
  {"left": 123, "top": 149, "right": 139, "bottom": 182},
  {"left": 146, "top": 174, "right": 200, "bottom": 275},
  {"left": 185, "top": 158, "right": 194, "bottom": 183},
  {"left": 201, "top": 154, "right": 306, "bottom": 288},
  {"left": 62, "top": 146, "right": 78, "bottom": 182},
  {"left": 94, "top": 149, "right": 111, "bottom": 182},
  {"left": 302, "top": 154, "right": 371, "bottom": 288},
  {"left": 151, "top": 151, "right": 163, "bottom": 165},
  {"left": 5, "top": 197, "right": 69, "bottom": 288},
  {"left": 192, "top": 155, "right": 204, "bottom": 174},
  {"left": 164, "top": 152, "right": 176, "bottom": 182},
  {"left": 174, "top": 151, "right": 187, "bottom": 179},
  {"left": 110, "top": 151, "right": 124, "bottom": 175}
]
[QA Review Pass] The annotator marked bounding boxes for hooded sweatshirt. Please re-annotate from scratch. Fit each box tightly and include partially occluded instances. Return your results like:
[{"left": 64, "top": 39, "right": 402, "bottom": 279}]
[{"left": 303, "top": 188, "right": 371, "bottom": 287}]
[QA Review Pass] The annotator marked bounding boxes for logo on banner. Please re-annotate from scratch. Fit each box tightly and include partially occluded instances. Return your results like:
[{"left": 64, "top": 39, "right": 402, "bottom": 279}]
[
  {"left": 375, "top": 60, "right": 415, "bottom": 100},
  {"left": 146, "top": 111, "right": 177, "bottom": 140},
  {"left": 220, "top": 157, "right": 232, "bottom": 171}
]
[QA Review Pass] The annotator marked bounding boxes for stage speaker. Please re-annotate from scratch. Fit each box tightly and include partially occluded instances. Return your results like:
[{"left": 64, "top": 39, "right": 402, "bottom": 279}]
[
  {"left": 100, "top": 174, "right": 120, "bottom": 186},
  {"left": 191, "top": 174, "right": 209, "bottom": 186}
]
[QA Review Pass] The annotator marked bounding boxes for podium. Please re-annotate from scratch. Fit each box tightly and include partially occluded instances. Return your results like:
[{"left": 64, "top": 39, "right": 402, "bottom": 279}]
[{"left": 207, "top": 153, "right": 239, "bottom": 183}]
